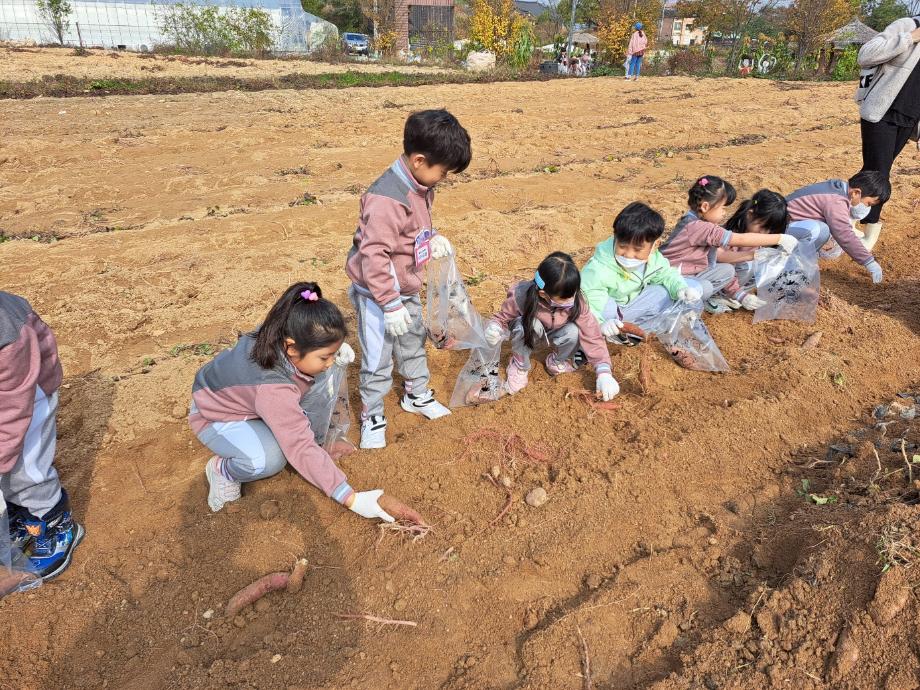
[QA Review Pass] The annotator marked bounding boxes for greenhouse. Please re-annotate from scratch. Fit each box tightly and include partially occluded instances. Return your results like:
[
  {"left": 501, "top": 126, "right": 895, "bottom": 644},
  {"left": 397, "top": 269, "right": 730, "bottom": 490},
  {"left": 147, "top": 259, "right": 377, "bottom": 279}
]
[{"left": 0, "top": 0, "right": 337, "bottom": 53}]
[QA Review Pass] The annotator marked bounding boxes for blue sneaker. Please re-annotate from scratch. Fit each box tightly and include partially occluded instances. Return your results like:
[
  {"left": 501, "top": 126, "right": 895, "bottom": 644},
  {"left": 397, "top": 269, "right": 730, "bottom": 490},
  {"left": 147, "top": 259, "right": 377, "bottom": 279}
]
[
  {"left": 23, "top": 502, "right": 84, "bottom": 581},
  {"left": 6, "top": 503, "right": 32, "bottom": 552}
]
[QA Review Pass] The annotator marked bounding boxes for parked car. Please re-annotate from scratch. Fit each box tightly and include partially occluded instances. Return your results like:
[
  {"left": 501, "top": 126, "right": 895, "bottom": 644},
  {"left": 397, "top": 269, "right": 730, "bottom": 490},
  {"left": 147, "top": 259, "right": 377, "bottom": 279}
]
[{"left": 343, "top": 33, "right": 370, "bottom": 55}]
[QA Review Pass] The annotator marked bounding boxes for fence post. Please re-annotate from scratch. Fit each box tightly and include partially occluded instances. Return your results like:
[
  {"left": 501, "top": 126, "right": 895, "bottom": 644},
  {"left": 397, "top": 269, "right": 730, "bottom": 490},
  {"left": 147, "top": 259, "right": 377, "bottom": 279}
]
[{"left": 76, "top": 21, "right": 84, "bottom": 49}]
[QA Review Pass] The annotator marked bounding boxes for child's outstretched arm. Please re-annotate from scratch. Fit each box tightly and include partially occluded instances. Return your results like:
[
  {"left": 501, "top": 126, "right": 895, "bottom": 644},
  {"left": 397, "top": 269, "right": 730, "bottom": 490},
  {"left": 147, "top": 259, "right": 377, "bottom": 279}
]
[
  {"left": 727, "top": 233, "right": 798, "bottom": 252},
  {"left": 716, "top": 248, "right": 755, "bottom": 264},
  {"left": 573, "top": 302, "right": 618, "bottom": 401}
]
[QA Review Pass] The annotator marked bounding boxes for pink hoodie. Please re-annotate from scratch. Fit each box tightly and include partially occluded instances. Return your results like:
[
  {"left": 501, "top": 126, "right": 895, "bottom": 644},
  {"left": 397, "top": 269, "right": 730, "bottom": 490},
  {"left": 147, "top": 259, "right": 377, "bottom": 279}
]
[{"left": 627, "top": 31, "right": 648, "bottom": 57}]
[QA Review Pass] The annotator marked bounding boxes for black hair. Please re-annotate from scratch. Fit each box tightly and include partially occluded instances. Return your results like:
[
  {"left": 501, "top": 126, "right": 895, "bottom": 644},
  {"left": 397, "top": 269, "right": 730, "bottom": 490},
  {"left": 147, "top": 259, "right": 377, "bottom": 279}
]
[
  {"left": 522, "top": 252, "right": 582, "bottom": 349},
  {"left": 612, "top": 201, "right": 666, "bottom": 246},
  {"left": 687, "top": 175, "right": 737, "bottom": 213},
  {"left": 250, "top": 282, "right": 347, "bottom": 370},
  {"left": 724, "top": 189, "right": 789, "bottom": 234},
  {"left": 403, "top": 109, "right": 472, "bottom": 174},
  {"left": 849, "top": 170, "right": 891, "bottom": 204}
]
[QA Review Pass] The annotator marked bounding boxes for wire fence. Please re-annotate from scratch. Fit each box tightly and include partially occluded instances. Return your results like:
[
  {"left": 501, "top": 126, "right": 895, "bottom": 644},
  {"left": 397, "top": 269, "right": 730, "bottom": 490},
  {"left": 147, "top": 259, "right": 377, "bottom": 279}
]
[{"left": 0, "top": 0, "right": 331, "bottom": 52}]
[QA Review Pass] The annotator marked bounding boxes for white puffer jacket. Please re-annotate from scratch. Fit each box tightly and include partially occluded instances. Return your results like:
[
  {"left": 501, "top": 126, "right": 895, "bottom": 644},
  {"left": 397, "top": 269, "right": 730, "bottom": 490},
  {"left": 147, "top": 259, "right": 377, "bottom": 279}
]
[{"left": 856, "top": 16, "right": 920, "bottom": 132}]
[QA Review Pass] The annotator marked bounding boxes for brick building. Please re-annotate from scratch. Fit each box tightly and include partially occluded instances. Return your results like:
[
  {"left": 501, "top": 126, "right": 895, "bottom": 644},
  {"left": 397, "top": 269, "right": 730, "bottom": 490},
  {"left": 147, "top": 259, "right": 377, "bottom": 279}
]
[{"left": 395, "top": 0, "right": 454, "bottom": 50}]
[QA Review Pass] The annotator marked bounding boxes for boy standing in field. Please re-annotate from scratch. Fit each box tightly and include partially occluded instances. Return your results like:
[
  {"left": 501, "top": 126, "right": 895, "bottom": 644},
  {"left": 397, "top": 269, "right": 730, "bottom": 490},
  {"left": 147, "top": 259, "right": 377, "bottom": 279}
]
[{"left": 346, "top": 109, "right": 472, "bottom": 450}]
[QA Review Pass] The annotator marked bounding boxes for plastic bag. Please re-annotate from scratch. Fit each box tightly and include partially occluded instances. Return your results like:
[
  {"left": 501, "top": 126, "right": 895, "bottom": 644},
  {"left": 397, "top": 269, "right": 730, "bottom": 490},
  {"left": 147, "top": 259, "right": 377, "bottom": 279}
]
[
  {"left": 302, "top": 364, "right": 355, "bottom": 459},
  {"left": 0, "top": 490, "right": 41, "bottom": 599},
  {"left": 650, "top": 302, "right": 730, "bottom": 373},
  {"left": 424, "top": 257, "right": 488, "bottom": 351},
  {"left": 450, "top": 344, "right": 504, "bottom": 408},
  {"left": 752, "top": 243, "right": 820, "bottom": 324}
]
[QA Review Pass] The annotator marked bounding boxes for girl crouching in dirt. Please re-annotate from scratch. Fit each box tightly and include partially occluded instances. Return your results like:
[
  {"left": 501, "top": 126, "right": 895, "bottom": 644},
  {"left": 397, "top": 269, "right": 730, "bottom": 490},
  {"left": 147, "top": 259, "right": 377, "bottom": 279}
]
[
  {"left": 188, "top": 282, "right": 426, "bottom": 526},
  {"left": 718, "top": 189, "right": 791, "bottom": 294},
  {"left": 482, "top": 252, "right": 620, "bottom": 402}
]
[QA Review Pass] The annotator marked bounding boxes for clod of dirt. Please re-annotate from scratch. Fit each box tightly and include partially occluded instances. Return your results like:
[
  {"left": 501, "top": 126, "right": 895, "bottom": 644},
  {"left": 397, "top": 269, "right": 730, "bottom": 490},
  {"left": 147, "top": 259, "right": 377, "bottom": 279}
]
[
  {"left": 500, "top": 475, "right": 513, "bottom": 489},
  {"left": 394, "top": 598, "right": 407, "bottom": 612},
  {"left": 869, "top": 568, "right": 910, "bottom": 625},
  {"left": 755, "top": 610, "right": 780, "bottom": 638},
  {"left": 233, "top": 615, "right": 246, "bottom": 629},
  {"left": 651, "top": 620, "right": 679, "bottom": 649},
  {"left": 525, "top": 487, "right": 548, "bottom": 508},
  {"left": 723, "top": 611, "right": 751, "bottom": 634},
  {"left": 259, "top": 500, "right": 280, "bottom": 520},
  {"left": 801, "top": 331, "right": 823, "bottom": 349},
  {"left": 171, "top": 403, "right": 187, "bottom": 419},
  {"left": 154, "top": 568, "right": 170, "bottom": 583},
  {"left": 490, "top": 464, "right": 501, "bottom": 479},
  {"left": 827, "top": 627, "right": 860, "bottom": 682},
  {"left": 255, "top": 598, "right": 270, "bottom": 613}
]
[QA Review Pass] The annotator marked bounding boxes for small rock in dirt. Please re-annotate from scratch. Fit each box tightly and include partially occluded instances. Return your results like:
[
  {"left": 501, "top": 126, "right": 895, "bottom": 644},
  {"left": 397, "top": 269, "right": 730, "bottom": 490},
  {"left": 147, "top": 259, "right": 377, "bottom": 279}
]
[
  {"left": 801, "top": 331, "right": 822, "bottom": 350},
  {"left": 393, "top": 598, "right": 407, "bottom": 612},
  {"left": 500, "top": 476, "right": 513, "bottom": 489},
  {"left": 827, "top": 628, "right": 859, "bottom": 682},
  {"left": 503, "top": 555, "right": 516, "bottom": 566},
  {"left": 202, "top": 609, "right": 214, "bottom": 619},
  {"left": 869, "top": 568, "right": 910, "bottom": 625},
  {"left": 490, "top": 465, "right": 501, "bottom": 479},
  {"left": 171, "top": 403, "right": 187, "bottom": 420},
  {"left": 464, "top": 655, "right": 478, "bottom": 668},
  {"left": 723, "top": 612, "right": 751, "bottom": 634},
  {"left": 233, "top": 616, "right": 246, "bottom": 629},
  {"left": 585, "top": 573, "right": 603, "bottom": 590},
  {"left": 874, "top": 404, "right": 890, "bottom": 420},
  {"left": 270, "top": 654, "right": 282, "bottom": 664},
  {"left": 524, "top": 609, "right": 539, "bottom": 628},
  {"left": 155, "top": 569, "right": 170, "bottom": 583},
  {"left": 255, "top": 599, "right": 271, "bottom": 613},
  {"left": 525, "top": 487, "right": 548, "bottom": 508},
  {"left": 259, "top": 500, "right": 280, "bottom": 520}
]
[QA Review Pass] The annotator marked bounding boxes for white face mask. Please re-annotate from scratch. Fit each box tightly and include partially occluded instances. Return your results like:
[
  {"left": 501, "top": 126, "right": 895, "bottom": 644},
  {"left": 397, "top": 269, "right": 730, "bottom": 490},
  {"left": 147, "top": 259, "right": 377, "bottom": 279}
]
[
  {"left": 616, "top": 255, "right": 646, "bottom": 271},
  {"left": 850, "top": 203, "right": 871, "bottom": 220}
]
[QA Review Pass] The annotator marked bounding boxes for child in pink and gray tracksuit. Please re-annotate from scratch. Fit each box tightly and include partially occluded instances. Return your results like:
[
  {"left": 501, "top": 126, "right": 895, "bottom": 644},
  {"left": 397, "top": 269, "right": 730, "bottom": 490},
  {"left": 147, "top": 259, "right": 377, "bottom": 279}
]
[
  {"left": 190, "top": 282, "right": 424, "bottom": 526},
  {"left": 346, "top": 109, "right": 472, "bottom": 450},
  {"left": 661, "top": 176, "right": 800, "bottom": 314},
  {"left": 1, "top": 291, "right": 83, "bottom": 586},
  {"left": 483, "top": 252, "right": 620, "bottom": 402}
]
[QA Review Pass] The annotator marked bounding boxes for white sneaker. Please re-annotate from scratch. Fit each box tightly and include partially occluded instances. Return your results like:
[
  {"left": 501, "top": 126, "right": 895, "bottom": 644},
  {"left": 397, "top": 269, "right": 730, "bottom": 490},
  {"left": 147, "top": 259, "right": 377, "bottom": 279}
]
[
  {"left": 360, "top": 415, "right": 388, "bottom": 449},
  {"left": 205, "top": 456, "right": 241, "bottom": 513},
  {"left": 400, "top": 390, "right": 451, "bottom": 420}
]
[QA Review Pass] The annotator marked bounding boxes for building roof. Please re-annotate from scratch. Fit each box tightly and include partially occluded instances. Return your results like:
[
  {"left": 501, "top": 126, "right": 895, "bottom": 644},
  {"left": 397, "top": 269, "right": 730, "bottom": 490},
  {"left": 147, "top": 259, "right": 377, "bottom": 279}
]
[
  {"left": 513, "top": 1, "right": 546, "bottom": 17},
  {"left": 828, "top": 17, "right": 879, "bottom": 48},
  {"left": 569, "top": 31, "right": 598, "bottom": 45}
]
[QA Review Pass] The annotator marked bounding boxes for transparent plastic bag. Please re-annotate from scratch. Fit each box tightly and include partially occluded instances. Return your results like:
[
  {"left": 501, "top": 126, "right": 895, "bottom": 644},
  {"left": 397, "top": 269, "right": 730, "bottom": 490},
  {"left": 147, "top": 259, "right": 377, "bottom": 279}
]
[
  {"left": 650, "top": 302, "right": 730, "bottom": 373},
  {"left": 424, "top": 257, "right": 488, "bottom": 351},
  {"left": 450, "top": 344, "right": 504, "bottom": 408},
  {"left": 753, "top": 243, "right": 820, "bottom": 324},
  {"left": 0, "top": 490, "right": 41, "bottom": 598},
  {"left": 302, "top": 364, "right": 355, "bottom": 460}
]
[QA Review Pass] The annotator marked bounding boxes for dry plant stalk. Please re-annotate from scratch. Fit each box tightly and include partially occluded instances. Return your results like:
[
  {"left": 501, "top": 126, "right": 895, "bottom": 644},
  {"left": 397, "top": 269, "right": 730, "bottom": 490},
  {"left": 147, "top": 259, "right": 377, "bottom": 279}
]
[
  {"left": 565, "top": 389, "right": 622, "bottom": 413},
  {"left": 638, "top": 349, "right": 652, "bottom": 396},
  {"left": 483, "top": 473, "right": 514, "bottom": 529},
  {"left": 457, "top": 428, "right": 553, "bottom": 470},
  {"left": 335, "top": 612, "right": 418, "bottom": 627},
  {"left": 575, "top": 623, "right": 593, "bottom": 690}
]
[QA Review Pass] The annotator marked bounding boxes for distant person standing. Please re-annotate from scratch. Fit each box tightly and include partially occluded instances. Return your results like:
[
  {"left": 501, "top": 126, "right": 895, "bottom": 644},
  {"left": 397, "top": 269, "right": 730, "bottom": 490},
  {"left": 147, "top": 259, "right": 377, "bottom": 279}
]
[
  {"left": 625, "top": 22, "right": 648, "bottom": 81},
  {"left": 855, "top": 15, "right": 920, "bottom": 250}
]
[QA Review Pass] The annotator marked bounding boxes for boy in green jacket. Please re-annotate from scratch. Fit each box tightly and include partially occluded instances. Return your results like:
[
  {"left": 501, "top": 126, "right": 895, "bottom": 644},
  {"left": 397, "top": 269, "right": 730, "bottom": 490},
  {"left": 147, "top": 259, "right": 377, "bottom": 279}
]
[{"left": 582, "top": 202, "right": 696, "bottom": 337}]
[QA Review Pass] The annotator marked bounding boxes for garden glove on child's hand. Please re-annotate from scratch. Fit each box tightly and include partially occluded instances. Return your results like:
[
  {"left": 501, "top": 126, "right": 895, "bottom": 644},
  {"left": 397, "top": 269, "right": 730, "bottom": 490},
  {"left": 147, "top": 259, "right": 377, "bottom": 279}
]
[
  {"left": 349, "top": 490, "right": 396, "bottom": 522},
  {"left": 741, "top": 294, "right": 766, "bottom": 311},
  {"left": 600, "top": 319, "right": 623, "bottom": 339},
  {"left": 776, "top": 234, "right": 799, "bottom": 254},
  {"left": 596, "top": 372, "right": 620, "bottom": 401},
  {"left": 384, "top": 306, "right": 413, "bottom": 337},
  {"left": 430, "top": 235, "right": 453, "bottom": 260},
  {"left": 678, "top": 286, "right": 702, "bottom": 303},
  {"left": 865, "top": 260, "right": 883, "bottom": 284},
  {"left": 484, "top": 321, "right": 504, "bottom": 346},
  {"left": 334, "top": 342, "right": 355, "bottom": 367}
]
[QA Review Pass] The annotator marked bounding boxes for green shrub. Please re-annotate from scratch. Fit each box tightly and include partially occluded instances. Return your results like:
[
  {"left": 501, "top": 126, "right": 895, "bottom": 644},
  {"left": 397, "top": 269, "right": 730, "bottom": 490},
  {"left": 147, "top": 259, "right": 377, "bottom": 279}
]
[
  {"left": 158, "top": 4, "right": 274, "bottom": 57},
  {"left": 832, "top": 45, "right": 859, "bottom": 81}
]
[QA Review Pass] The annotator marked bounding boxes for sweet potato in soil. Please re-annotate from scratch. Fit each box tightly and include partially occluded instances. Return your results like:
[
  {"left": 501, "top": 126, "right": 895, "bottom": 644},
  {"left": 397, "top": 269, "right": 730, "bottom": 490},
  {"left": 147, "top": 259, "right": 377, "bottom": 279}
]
[{"left": 3, "top": 71, "right": 920, "bottom": 690}]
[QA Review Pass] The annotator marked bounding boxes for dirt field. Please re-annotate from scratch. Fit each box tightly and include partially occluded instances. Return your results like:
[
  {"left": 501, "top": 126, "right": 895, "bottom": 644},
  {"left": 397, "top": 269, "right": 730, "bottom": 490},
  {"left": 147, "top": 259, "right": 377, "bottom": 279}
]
[
  {"left": 2, "top": 72, "right": 920, "bottom": 689},
  {"left": 0, "top": 44, "right": 450, "bottom": 81}
]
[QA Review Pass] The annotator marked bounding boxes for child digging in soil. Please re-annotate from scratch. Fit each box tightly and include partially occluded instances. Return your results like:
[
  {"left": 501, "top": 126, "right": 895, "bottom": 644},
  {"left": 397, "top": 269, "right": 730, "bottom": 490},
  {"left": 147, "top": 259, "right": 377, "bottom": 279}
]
[
  {"left": 660, "top": 176, "right": 799, "bottom": 315},
  {"left": 346, "top": 109, "right": 472, "bottom": 450},
  {"left": 1, "top": 291, "right": 84, "bottom": 586},
  {"left": 785, "top": 170, "right": 889, "bottom": 283},
  {"left": 581, "top": 201, "right": 698, "bottom": 338},
  {"left": 189, "top": 282, "right": 426, "bottom": 526},
  {"left": 719, "top": 189, "right": 791, "bottom": 293},
  {"left": 482, "top": 252, "right": 620, "bottom": 401}
]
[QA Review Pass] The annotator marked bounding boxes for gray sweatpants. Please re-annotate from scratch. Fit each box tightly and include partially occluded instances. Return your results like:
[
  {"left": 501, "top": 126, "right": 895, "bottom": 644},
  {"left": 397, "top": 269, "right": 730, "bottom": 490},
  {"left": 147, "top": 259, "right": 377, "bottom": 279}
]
[
  {"left": 349, "top": 286, "right": 429, "bottom": 419},
  {"left": 787, "top": 219, "right": 831, "bottom": 252},
  {"left": 509, "top": 319, "right": 580, "bottom": 370},
  {"left": 1, "top": 386, "right": 63, "bottom": 518},
  {"left": 194, "top": 368, "right": 334, "bottom": 483},
  {"left": 686, "top": 263, "right": 735, "bottom": 300},
  {"left": 603, "top": 286, "right": 675, "bottom": 332}
]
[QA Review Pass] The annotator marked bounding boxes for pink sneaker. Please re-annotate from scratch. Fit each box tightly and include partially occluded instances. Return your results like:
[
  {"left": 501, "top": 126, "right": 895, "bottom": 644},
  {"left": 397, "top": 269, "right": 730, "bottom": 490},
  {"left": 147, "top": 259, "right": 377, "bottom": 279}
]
[
  {"left": 504, "top": 357, "right": 529, "bottom": 395},
  {"left": 545, "top": 353, "right": 577, "bottom": 375}
]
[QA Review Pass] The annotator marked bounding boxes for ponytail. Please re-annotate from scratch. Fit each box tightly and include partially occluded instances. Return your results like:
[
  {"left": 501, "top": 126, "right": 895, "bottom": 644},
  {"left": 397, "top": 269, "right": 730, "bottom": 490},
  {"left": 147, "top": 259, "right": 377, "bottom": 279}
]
[
  {"left": 522, "top": 252, "right": 582, "bottom": 349},
  {"left": 688, "top": 175, "right": 736, "bottom": 213},
  {"left": 250, "top": 282, "right": 346, "bottom": 370}
]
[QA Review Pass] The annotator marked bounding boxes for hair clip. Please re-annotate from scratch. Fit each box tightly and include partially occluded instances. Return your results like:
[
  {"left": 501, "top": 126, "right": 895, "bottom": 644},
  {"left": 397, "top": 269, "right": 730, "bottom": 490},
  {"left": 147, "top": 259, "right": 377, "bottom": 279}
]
[
  {"left": 699, "top": 177, "right": 709, "bottom": 186},
  {"left": 301, "top": 289, "right": 319, "bottom": 302},
  {"left": 534, "top": 271, "right": 546, "bottom": 289}
]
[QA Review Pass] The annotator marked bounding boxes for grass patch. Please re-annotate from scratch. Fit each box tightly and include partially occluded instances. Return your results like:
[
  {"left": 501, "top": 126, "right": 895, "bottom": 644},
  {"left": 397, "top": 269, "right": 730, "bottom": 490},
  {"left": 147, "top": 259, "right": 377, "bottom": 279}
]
[{"left": 169, "top": 342, "right": 216, "bottom": 357}]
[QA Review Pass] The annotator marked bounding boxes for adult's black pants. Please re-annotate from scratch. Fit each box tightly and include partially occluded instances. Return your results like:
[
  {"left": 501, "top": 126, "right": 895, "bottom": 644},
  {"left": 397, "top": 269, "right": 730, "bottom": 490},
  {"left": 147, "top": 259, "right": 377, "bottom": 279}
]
[{"left": 860, "top": 117, "right": 916, "bottom": 224}]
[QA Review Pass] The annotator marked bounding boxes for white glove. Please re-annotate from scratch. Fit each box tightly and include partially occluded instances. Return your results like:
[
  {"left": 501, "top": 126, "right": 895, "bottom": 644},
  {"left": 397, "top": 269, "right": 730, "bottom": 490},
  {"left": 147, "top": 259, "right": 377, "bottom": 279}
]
[
  {"left": 865, "top": 259, "right": 883, "bottom": 284},
  {"left": 334, "top": 342, "right": 355, "bottom": 367},
  {"left": 741, "top": 294, "right": 766, "bottom": 311},
  {"left": 430, "top": 235, "right": 453, "bottom": 260},
  {"left": 678, "top": 286, "right": 702, "bottom": 303},
  {"left": 777, "top": 234, "right": 799, "bottom": 253},
  {"left": 384, "top": 306, "right": 413, "bottom": 337},
  {"left": 349, "top": 489, "right": 395, "bottom": 523},
  {"left": 484, "top": 321, "right": 504, "bottom": 346},
  {"left": 596, "top": 372, "right": 620, "bottom": 402},
  {"left": 600, "top": 319, "right": 622, "bottom": 339}
]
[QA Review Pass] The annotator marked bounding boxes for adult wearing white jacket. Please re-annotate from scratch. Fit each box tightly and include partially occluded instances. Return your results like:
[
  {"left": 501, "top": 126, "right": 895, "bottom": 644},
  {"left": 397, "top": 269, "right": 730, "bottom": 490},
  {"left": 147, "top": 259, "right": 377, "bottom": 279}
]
[{"left": 855, "top": 16, "right": 920, "bottom": 250}]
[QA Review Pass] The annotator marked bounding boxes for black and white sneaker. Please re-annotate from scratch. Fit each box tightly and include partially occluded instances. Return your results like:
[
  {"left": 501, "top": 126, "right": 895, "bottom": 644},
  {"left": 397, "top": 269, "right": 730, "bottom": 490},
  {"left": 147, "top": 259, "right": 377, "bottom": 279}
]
[
  {"left": 400, "top": 389, "right": 451, "bottom": 420},
  {"left": 360, "top": 415, "right": 388, "bottom": 449}
]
